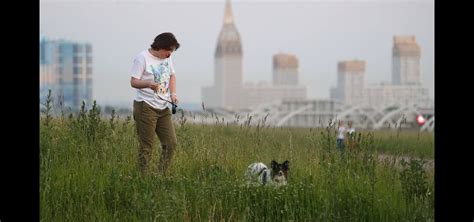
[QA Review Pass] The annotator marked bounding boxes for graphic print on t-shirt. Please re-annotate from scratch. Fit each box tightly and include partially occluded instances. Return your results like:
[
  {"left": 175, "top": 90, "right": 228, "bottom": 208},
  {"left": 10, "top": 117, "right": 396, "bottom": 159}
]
[{"left": 150, "top": 61, "right": 171, "bottom": 96}]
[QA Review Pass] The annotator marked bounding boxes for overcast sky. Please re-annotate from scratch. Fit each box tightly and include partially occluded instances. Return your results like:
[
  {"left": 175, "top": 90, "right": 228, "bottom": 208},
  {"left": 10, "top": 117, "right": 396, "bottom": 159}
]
[{"left": 40, "top": 0, "right": 434, "bottom": 108}]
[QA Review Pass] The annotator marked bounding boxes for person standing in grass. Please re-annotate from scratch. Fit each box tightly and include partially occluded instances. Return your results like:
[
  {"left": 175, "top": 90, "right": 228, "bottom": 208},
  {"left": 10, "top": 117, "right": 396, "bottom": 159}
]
[
  {"left": 336, "top": 120, "right": 346, "bottom": 153},
  {"left": 130, "top": 32, "right": 180, "bottom": 177},
  {"left": 347, "top": 121, "right": 356, "bottom": 151}
]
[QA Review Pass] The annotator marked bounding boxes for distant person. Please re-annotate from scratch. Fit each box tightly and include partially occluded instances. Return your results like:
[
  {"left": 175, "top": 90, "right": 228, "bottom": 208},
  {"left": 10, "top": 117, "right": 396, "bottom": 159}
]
[
  {"left": 130, "top": 32, "right": 180, "bottom": 177},
  {"left": 336, "top": 120, "right": 346, "bottom": 153},
  {"left": 347, "top": 121, "right": 356, "bottom": 150}
]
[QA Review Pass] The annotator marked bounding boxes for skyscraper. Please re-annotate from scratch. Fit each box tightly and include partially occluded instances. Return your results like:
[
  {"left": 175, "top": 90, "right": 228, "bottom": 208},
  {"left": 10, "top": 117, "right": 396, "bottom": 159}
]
[
  {"left": 202, "top": 0, "right": 243, "bottom": 110},
  {"left": 202, "top": 0, "right": 306, "bottom": 110},
  {"left": 40, "top": 35, "right": 58, "bottom": 105},
  {"left": 273, "top": 53, "right": 299, "bottom": 86},
  {"left": 392, "top": 35, "right": 421, "bottom": 85},
  {"left": 330, "top": 60, "right": 365, "bottom": 105},
  {"left": 330, "top": 35, "right": 431, "bottom": 108},
  {"left": 40, "top": 36, "right": 93, "bottom": 110}
]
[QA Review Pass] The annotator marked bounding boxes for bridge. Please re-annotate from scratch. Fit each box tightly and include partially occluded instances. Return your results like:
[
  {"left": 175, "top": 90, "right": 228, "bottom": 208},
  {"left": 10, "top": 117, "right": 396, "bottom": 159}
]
[{"left": 180, "top": 99, "right": 434, "bottom": 132}]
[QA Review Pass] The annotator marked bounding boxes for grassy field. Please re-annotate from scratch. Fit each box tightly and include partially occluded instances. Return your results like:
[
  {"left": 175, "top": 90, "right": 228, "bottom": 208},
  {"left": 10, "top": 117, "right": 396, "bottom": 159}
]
[{"left": 40, "top": 103, "right": 434, "bottom": 221}]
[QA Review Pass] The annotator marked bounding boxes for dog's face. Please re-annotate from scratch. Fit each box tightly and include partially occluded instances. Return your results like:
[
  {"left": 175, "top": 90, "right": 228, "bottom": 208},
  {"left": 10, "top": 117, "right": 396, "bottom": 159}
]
[{"left": 271, "top": 160, "right": 289, "bottom": 185}]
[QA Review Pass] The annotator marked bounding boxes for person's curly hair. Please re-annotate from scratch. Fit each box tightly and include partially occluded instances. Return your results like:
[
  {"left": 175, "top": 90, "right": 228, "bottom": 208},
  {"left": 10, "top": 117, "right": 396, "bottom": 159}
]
[{"left": 150, "top": 32, "right": 180, "bottom": 51}]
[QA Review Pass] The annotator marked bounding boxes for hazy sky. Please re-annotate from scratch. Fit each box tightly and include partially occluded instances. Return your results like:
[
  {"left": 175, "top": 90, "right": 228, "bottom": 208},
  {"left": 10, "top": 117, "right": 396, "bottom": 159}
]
[{"left": 40, "top": 0, "right": 434, "bottom": 108}]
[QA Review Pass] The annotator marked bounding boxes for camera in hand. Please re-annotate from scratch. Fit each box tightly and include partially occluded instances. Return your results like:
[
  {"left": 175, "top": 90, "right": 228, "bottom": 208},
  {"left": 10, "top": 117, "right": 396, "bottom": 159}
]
[
  {"left": 156, "top": 94, "right": 178, "bottom": 114},
  {"left": 172, "top": 103, "right": 177, "bottom": 114}
]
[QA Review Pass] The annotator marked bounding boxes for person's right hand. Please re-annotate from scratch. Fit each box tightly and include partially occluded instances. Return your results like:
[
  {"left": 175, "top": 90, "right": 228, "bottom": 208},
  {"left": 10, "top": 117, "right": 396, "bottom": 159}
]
[{"left": 149, "top": 81, "right": 160, "bottom": 93}]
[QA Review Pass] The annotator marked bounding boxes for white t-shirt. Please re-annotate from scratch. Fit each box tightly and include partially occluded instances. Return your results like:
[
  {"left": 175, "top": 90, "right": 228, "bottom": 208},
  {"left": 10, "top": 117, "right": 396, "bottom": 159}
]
[
  {"left": 337, "top": 126, "right": 346, "bottom": 139},
  {"left": 130, "top": 49, "right": 176, "bottom": 110},
  {"left": 348, "top": 128, "right": 355, "bottom": 135}
]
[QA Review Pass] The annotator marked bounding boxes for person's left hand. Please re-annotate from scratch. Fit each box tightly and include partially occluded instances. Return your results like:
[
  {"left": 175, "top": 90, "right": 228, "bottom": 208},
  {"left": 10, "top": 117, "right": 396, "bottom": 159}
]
[{"left": 171, "top": 94, "right": 179, "bottom": 104}]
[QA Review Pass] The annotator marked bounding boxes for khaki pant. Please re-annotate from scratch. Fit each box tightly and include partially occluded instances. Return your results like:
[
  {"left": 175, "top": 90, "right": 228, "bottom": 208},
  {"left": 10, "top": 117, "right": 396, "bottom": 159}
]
[{"left": 133, "top": 100, "right": 177, "bottom": 176}]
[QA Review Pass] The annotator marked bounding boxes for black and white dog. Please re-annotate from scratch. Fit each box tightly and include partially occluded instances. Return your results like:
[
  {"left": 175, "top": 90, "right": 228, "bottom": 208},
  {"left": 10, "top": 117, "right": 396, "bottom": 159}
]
[{"left": 245, "top": 160, "right": 289, "bottom": 186}]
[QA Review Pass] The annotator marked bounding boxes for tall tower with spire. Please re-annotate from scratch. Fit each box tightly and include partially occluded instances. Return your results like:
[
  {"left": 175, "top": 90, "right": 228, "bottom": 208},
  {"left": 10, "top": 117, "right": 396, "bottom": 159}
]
[
  {"left": 202, "top": 0, "right": 306, "bottom": 110},
  {"left": 203, "top": 0, "right": 243, "bottom": 110}
]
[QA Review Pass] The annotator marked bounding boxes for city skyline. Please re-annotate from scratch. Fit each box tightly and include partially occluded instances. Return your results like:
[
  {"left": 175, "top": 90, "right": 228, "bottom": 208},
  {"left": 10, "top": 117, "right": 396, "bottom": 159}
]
[
  {"left": 40, "top": 0, "right": 434, "bottom": 109},
  {"left": 202, "top": 0, "right": 307, "bottom": 110}
]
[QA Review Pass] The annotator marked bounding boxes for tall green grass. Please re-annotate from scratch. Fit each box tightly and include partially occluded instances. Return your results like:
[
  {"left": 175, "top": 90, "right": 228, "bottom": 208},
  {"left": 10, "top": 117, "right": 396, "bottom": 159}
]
[{"left": 40, "top": 100, "right": 434, "bottom": 221}]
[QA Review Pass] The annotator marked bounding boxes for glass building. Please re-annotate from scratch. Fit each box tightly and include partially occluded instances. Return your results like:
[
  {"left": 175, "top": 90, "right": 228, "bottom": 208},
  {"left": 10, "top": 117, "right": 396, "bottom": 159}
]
[{"left": 40, "top": 35, "right": 93, "bottom": 111}]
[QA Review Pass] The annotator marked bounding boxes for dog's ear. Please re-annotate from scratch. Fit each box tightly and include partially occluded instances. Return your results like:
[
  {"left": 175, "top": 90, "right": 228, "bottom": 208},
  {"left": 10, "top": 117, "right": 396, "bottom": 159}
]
[
  {"left": 271, "top": 160, "right": 278, "bottom": 169},
  {"left": 283, "top": 160, "right": 289, "bottom": 170}
]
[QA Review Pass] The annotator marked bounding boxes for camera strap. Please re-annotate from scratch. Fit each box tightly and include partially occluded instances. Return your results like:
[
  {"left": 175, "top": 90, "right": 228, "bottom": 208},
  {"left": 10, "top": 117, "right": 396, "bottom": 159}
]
[{"left": 157, "top": 94, "right": 177, "bottom": 107}]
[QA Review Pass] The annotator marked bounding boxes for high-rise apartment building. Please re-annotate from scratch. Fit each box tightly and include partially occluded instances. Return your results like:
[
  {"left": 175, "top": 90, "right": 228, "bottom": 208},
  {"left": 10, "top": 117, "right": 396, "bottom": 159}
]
[
  {"left": 40, "top": 35, "right": 93, "bottom": 110},
  {"left": 273, "top": 53, "right": 298, "bottom": 86},
  {"left": 392, "top": 35, "right": 421, "bottom": 85}
]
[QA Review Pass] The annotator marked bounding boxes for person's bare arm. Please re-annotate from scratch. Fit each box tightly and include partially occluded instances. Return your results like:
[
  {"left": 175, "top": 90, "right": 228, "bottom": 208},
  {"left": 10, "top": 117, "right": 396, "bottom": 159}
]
[
  {"left": 130, "top": 77, "right": 159, "bottom": 92},
  {"left": 169, "top": 75, "right": 178, "bottom": 104}
]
